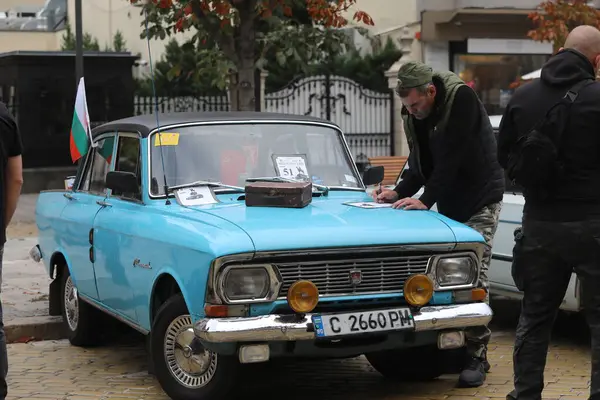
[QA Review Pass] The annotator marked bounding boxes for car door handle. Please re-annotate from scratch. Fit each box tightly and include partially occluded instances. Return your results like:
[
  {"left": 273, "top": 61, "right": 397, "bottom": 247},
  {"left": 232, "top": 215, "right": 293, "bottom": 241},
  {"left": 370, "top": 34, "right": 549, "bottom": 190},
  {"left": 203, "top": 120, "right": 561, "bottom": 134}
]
[
  {"left": 96, "top": 200, "right": 112, "bottom": 207},
  {"left": 63, "top": 193, "right": 76, "bottom": 200}
]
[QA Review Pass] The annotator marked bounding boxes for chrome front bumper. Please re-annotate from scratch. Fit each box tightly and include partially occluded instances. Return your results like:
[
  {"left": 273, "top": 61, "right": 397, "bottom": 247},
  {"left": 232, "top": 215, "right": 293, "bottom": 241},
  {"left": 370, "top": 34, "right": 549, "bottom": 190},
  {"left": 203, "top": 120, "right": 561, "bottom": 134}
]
[{"left": 193, "top": 303, "right": 492, "bottom": 343}]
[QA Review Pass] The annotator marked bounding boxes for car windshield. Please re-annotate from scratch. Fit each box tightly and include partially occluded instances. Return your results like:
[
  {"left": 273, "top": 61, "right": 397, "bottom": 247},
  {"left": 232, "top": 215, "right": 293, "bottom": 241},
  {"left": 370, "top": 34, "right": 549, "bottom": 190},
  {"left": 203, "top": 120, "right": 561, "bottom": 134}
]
[{"left": 149, "top": 122, "right": 362, "bottom": 196}]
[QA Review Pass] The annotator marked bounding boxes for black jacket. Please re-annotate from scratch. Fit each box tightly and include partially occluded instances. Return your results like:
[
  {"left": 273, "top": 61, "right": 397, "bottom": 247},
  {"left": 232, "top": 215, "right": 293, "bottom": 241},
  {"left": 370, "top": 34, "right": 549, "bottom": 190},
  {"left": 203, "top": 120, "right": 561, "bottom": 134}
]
[
  {"left": 497, "top": 49, "right": 600, "bottom": 221},
  {"left": 394, "top": 77, "right": 505, "bottom": 223}
]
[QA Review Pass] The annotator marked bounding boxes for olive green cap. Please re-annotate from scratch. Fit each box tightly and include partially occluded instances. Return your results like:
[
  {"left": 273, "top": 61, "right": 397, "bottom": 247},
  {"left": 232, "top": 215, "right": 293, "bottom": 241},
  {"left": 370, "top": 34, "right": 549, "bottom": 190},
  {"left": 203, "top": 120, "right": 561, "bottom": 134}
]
[{"left": 396, "top": 61, "right": 433, "bottom": 93}]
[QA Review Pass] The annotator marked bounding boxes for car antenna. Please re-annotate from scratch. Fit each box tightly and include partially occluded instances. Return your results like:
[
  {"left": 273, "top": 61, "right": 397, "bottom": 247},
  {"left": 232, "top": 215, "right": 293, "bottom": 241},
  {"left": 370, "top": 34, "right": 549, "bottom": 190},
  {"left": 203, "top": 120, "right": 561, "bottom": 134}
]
[{"left": 144, "top": 2, "right": 171, "bottom": 205}]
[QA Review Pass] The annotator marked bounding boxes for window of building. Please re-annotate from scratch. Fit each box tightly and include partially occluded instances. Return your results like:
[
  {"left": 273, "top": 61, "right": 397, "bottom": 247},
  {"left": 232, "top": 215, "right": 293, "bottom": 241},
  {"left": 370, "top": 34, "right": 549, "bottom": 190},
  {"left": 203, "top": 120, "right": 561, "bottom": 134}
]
[{"left": 453, "top": 53, "right": 550, "bottom": 115}]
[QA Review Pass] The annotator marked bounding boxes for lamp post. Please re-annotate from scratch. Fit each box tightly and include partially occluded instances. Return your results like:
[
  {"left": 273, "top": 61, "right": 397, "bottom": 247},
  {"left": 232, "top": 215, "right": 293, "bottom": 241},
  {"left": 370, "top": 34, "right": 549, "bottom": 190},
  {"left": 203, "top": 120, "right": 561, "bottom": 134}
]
[{"left": 75, "top": 0, "right": 83, "bottom": 83}]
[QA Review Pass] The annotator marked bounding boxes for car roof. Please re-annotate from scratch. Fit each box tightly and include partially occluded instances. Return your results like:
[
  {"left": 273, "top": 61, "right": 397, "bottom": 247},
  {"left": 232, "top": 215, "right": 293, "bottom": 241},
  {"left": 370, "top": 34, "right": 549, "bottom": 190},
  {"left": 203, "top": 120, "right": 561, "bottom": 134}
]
[{"left": 91, "top": 111, "right": 339, "bottom": 138}]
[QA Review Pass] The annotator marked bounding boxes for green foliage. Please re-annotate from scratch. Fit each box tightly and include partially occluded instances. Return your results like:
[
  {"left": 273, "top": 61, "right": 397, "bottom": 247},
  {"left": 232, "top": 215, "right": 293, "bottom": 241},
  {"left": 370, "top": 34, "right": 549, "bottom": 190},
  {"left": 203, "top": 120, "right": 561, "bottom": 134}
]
[
  {"left": 135, "top": 38, "right": 229, "bottom": 96},
  {"left": 112, "top": 30, "right": 128, "bottom": 52},
  {"left": 60, "top": 24, "right": 127, "bottom": 52},
  {"left": 265, "top": 31, "right": 401, "bottom": 93},
  {"left": 256, "top": 22, "right": 354, "bottom": 82},
  {"left": 135, "top": 30, "right": 401, "bottom": 97},
  {"left": 60, "top": 23, "right": 101, "bottom": 51},
  {"left": 136, "top": 0, "right": 372, "bottom": 110},
  {"left": 314, "top": 35, "right": 402, "bottom": 92}
]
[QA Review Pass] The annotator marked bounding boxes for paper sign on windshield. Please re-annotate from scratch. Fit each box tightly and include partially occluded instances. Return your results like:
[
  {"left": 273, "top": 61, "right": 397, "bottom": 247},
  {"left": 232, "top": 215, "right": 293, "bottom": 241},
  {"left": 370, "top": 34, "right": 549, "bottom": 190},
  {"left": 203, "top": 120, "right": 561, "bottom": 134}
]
[
  {"left": 174, "top": 186, "right": 218, "bottom": 206},
  {"left": 273, "top": 154, "right": 309, "bottom": 180},
  {"left": 154, "top": 132, "right": 180, "bottom": 147}
]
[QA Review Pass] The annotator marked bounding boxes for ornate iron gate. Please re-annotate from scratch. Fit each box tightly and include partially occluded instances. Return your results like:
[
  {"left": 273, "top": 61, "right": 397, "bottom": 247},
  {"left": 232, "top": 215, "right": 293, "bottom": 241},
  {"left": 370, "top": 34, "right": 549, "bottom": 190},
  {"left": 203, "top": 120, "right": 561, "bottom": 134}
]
[{"left": 265, "top": 74, "right": 395, "bottom": 165}]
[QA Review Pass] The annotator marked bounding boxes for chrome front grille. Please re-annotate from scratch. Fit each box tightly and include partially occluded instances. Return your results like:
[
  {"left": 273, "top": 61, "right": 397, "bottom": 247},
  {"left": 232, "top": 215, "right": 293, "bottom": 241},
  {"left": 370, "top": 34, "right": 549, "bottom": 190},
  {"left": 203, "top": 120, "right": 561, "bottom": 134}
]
[{"left": 275, "top": 254, "right": 431, "bottom": 297}]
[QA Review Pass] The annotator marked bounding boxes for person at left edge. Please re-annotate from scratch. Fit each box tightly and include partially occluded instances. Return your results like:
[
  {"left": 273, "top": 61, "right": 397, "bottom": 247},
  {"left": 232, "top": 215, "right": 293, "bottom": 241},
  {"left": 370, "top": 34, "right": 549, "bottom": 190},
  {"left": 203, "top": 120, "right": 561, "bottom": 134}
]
[{"left": 371, "top": 60, "right": 505, "bottom": 387}]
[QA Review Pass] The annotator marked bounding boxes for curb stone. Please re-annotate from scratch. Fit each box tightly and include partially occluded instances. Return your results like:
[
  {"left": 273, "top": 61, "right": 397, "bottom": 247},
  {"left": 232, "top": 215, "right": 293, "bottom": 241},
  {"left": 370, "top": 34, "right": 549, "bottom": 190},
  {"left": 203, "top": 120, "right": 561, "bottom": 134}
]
[{"left": 5, "top": 315, "right": 65, "bottom": 343}]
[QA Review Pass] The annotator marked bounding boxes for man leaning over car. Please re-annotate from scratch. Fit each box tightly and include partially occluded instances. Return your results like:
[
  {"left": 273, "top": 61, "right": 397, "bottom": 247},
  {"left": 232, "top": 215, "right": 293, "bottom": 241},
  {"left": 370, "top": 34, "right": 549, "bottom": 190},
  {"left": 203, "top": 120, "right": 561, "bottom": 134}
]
[{"left": 372, "top": 61, "right": 505, "bottom": 388}]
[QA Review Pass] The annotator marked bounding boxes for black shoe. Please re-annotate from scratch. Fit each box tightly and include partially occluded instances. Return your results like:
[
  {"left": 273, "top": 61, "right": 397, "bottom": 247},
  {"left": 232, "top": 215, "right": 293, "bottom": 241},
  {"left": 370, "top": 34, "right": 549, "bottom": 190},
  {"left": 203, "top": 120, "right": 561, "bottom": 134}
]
[{"left": 458, "top": 357, "right": 487, "bottom": 388}]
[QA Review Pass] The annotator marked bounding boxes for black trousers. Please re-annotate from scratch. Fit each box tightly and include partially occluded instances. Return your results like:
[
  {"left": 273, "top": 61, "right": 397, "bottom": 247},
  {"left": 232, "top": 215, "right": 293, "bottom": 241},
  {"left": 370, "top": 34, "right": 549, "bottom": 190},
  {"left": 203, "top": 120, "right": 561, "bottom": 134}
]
[{"left": 507, "top": 217, "right": 600, "bottom": 400}]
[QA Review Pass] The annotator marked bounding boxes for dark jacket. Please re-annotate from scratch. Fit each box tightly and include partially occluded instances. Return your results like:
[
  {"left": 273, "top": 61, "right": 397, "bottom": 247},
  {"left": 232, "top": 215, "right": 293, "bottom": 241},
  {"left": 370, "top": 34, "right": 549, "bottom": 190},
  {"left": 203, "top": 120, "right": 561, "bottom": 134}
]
[
  {"left": 497, "top": 49, "right": 600, "bottom": 221},
  {"left": 393, "top": 71, "right": 505, "bottom": 223}
]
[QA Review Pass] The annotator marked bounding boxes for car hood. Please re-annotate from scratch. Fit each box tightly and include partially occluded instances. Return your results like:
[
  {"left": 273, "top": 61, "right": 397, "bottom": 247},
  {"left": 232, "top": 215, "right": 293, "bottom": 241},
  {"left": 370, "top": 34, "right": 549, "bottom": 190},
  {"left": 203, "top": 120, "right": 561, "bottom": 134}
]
[{"left": 182, "top": 193, "right": 484, "bottom": 252}]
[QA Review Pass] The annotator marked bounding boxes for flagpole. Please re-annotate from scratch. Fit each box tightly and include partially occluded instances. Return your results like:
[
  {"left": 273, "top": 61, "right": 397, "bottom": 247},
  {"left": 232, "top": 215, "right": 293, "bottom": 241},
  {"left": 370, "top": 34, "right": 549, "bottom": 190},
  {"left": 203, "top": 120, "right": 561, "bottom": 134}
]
[{"left": 75, "top": 0, "right": 83, "bottom": 84}]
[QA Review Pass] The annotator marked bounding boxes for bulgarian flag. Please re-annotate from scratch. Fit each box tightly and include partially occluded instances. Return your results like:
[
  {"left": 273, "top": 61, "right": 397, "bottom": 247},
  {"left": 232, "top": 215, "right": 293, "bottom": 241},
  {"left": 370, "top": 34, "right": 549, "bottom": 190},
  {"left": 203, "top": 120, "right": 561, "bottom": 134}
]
[{"left": 69, "top": 77, "right": 95, "bottom": 163}]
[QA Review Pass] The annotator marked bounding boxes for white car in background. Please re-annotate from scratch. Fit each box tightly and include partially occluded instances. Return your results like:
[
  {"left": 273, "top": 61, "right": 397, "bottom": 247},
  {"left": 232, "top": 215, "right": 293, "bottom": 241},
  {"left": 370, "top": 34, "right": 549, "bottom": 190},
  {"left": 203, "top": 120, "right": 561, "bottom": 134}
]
[{"left": 388, "top": 115, "right": 581, "bottom": 312}]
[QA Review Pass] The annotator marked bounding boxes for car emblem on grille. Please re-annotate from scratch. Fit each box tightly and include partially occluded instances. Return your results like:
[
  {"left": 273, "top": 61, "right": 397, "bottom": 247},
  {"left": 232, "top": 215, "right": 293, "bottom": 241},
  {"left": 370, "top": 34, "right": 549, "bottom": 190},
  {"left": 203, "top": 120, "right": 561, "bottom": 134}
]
[{"left": 349, "top": 269, "right": 362, "bottom": 286}]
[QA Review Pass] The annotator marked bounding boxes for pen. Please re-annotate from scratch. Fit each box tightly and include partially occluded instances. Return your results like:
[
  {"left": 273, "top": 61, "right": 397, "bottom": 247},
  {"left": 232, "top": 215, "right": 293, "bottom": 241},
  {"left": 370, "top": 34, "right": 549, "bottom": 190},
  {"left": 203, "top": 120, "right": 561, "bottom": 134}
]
[{"left": 375, "top": 183, "right": 382, "bottom": 202}]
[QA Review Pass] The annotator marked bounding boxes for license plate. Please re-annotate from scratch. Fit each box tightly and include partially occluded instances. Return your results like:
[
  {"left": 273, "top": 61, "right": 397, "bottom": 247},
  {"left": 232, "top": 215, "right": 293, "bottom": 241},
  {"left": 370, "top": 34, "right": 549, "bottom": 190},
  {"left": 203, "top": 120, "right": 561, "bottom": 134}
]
[{"left": 311, "top": 308, "right": 414, "bottom": 338}]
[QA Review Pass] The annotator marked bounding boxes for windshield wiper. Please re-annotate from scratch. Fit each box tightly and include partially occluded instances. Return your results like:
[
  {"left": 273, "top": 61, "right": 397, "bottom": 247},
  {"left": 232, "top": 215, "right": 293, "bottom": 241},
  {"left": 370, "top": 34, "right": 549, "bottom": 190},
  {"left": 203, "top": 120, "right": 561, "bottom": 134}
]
[
  {"left": 246, "top": 176, "right": 330, "bottom": 196},
  {"left": 167, "top": 180, "right": 245, "bottom": 193}
]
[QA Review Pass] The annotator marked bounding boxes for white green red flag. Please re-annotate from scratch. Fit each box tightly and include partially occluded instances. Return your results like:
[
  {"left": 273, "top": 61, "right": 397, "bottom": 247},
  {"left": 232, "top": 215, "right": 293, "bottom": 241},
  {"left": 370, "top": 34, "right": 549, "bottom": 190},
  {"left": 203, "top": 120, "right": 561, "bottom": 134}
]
[{"left": 69, "top": 77, "right": 95, "bottom": 163}]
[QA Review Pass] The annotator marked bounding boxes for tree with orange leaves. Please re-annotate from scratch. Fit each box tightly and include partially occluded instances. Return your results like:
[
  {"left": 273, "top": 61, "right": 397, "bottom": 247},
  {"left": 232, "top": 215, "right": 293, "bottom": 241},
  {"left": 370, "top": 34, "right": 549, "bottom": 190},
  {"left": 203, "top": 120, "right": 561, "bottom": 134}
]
[
  {"left": 528, "top": 0, "right": 600, "bottom": 53},
  {"left": 131, "top": 0, "right": 374, "bottom": 111}
]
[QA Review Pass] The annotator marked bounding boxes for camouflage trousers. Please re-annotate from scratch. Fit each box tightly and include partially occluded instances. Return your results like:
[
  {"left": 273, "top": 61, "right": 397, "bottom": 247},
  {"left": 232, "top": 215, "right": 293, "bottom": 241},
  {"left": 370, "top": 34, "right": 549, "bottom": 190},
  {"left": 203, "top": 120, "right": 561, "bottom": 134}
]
[{"left": 462, "top": 201, "right": 502, "bottom": 360}]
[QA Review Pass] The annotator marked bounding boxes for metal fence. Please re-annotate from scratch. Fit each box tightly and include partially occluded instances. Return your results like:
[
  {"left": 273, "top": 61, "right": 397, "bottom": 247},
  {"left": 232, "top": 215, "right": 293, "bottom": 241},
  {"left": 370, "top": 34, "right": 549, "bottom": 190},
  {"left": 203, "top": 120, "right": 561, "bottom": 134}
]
[
  {"left": 265, "top": 74, "right": 394, "bottom": 161},
  {"left": 134, "top": 94, "right": 230, "bottom": 115}
]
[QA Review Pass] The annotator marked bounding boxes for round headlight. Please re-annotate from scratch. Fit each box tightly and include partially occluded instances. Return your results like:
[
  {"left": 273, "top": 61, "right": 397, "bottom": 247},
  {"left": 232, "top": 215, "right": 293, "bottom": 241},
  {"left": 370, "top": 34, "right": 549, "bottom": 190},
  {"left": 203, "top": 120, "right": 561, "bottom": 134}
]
[
  {"left": 222, "top": 267, "right": 270, "bottom": 301},
  {"left": 403, "top": 274, "right": 434, "bottom": 307},
  {"left": 287, "top": 280, "right": 319, "bottom": 313},
  {"left": 435, "top": 257, "right": 476, "bottom": 287}
]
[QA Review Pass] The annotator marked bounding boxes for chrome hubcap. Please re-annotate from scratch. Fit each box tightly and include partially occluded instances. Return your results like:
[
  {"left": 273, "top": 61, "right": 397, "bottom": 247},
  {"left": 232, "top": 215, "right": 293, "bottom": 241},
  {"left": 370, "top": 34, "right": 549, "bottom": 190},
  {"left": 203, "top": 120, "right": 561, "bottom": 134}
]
[
  {"left": 64, "top": 276, "right": 79, "bottom": 331},
  {"left": 164, "top": 315, "right": 217, "bottom": 389}
]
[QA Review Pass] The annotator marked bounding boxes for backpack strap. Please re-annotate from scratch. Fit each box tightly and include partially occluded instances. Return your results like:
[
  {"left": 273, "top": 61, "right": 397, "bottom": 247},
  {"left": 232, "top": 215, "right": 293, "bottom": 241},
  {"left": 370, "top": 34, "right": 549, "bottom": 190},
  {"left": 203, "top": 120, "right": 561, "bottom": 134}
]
[
  {"left": 564, "top": 78, "right": 594, "bottom": 102},
  {"left": 553, "top": 78, "right": 594, "bottom": 149},
  {"left": 528, "top": 78, "right": 594, "bottom": 135}
]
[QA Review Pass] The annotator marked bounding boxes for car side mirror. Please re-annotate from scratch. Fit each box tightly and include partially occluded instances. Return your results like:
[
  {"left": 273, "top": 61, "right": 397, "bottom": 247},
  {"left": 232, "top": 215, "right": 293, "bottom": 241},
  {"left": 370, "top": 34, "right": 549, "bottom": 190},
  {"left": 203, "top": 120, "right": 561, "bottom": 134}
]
[
  {"left": 362, "top": 165, "right": 384, "bottom": 186},
  {"left": 106, "top": 171, "right": 138, "bottom": 194}
]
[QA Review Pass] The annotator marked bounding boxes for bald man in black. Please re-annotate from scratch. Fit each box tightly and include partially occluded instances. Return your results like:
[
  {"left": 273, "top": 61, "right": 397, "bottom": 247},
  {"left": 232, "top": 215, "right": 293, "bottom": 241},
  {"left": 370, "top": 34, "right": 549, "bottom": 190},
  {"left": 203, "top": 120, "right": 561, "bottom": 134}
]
[{"left": 498, "top": 25, "right": 600, "bottom": 400}]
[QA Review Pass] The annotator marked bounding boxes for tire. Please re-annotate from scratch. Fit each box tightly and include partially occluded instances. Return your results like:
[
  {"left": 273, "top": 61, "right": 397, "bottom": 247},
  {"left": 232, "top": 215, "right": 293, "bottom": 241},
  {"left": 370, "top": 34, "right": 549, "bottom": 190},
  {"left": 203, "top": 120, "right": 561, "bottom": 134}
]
[
  {"left": 365, "top": 345, "right": 445, "bottom": 381},
  {"left": 150, "top": 293, "right": 238, "bottom": 400},
  {"left": 61, "top": 266, "right": 101, "bottom": 346}
]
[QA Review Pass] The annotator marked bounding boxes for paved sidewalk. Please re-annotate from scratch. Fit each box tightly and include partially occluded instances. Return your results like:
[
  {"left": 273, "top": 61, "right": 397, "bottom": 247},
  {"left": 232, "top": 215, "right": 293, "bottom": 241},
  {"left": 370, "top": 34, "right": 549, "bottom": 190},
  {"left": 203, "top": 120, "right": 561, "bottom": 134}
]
[
  {"left": 4, "top": 326, "right": 593, "bottom": 400},
  {"left": 2, "top": 194, "right": 60, "bottom": 343}
]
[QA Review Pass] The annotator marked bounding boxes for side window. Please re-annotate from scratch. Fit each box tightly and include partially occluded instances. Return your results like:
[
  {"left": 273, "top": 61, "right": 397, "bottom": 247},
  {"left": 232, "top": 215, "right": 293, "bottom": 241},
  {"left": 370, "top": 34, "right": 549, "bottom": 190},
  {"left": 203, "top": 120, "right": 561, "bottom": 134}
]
[
  {"left": 77, "top": 135, "right": 115, "bottom": 195},
  {"left": 112, "top": 135, "right": 141, "bottom": 200}
]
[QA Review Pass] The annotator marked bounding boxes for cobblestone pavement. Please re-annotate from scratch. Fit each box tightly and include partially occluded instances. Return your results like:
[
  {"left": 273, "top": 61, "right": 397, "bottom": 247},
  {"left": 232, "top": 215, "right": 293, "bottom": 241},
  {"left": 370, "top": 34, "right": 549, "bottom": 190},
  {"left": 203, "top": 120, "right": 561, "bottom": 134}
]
[{"left": 4, "top": 299, "right": 593, "bottom": 400}]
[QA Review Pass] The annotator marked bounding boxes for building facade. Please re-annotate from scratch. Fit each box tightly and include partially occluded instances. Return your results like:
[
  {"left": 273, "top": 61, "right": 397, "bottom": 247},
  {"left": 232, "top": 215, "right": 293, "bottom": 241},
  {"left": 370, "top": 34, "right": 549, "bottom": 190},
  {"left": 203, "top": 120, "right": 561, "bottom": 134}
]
[
  {"left": 0, "top": 0, "right": 194, "bottom": 75},
  {"left": 418, "top": 0, "right": 556, "bottom": 115},
  {"left": 343, "top": 0, "right": 422, "bottom": 62}
]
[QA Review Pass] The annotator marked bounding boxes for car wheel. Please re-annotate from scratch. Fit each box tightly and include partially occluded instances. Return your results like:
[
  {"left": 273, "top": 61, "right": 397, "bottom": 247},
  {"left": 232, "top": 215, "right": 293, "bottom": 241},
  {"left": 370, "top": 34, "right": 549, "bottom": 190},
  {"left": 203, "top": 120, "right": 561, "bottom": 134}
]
[
  {"left": 151, "top": 293, "right": 238, "bottom": 400},
  {"left": 61, "top": 266, "right": 101, "bottom": 346},
  {"left": 365, "top": 345, "right": 445, "bottom": 381}
]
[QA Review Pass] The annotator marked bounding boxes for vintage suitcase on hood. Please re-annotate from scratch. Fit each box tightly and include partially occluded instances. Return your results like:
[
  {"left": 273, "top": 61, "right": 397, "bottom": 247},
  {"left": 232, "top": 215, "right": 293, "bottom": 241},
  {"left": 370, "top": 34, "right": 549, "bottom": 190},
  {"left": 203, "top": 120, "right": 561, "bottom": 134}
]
[{"left": 245, "top": 181, "right": 312, "bottom": 208}]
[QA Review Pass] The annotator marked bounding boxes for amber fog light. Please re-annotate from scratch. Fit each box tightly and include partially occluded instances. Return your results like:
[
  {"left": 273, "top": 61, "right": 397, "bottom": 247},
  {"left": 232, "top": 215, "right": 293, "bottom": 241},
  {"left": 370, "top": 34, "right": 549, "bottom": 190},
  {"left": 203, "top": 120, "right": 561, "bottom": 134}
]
[
  {"left": 403, "top": 274, "right": 434, "bottom": 307},
  {"left": 287, "top": 280, "right": 319, "bottom": 313}
]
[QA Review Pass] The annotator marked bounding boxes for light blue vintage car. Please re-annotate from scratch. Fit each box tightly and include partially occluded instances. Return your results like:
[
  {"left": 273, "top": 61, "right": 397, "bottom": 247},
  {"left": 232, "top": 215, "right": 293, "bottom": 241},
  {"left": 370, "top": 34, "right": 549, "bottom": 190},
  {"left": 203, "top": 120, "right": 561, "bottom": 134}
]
[{"left": 31, "top": 112, "right": 493, "bottom": 400}]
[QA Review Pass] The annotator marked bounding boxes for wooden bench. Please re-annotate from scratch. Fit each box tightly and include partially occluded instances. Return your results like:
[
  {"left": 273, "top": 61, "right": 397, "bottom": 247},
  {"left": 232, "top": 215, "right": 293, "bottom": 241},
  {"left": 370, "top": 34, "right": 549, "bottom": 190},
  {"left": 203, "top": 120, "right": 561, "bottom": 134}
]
[{"left": 368, "top": 156, "right": 408, "bottom": 186}]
